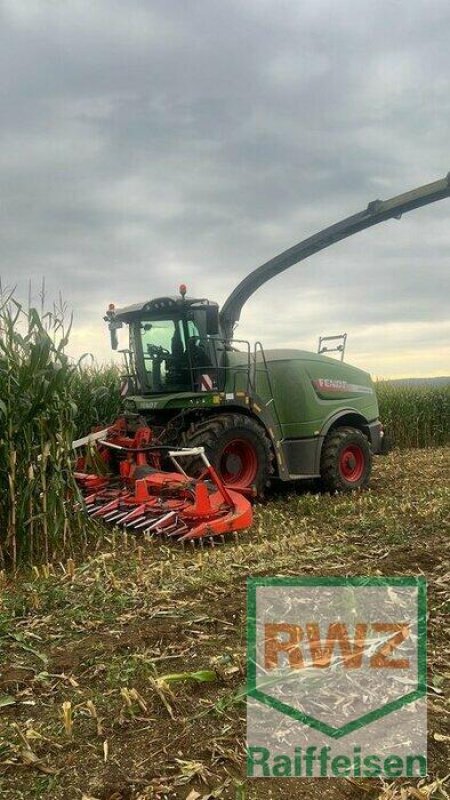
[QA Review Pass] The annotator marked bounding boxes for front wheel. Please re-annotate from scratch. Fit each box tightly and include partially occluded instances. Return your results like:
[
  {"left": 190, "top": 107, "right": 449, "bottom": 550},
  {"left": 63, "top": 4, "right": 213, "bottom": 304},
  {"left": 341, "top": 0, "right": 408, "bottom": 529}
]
[
  {"left": 320, "top": 426, "right": 372, "bottom": 492},
  {"left": 181, "top": 413, "right": 274, "bottom": 496}
]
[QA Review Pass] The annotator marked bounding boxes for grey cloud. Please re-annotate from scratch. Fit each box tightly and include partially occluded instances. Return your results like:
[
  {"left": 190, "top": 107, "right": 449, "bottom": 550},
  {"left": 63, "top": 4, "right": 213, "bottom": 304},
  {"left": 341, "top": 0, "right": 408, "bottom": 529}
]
[{"left": 0, "top": 0, "right": 448, "bottom": 372}]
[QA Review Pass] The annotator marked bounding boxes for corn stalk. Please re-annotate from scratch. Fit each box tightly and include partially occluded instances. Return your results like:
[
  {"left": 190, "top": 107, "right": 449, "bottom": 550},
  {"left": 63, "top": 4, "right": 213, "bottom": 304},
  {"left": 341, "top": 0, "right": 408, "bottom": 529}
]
[{"left": 0, "top": 295, "right": 85, "bottom": 568}]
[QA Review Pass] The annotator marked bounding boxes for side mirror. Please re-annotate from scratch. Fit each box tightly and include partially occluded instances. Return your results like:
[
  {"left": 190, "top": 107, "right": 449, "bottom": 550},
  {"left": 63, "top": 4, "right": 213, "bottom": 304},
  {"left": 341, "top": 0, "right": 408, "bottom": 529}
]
[
  {"left": 205, "top": 305, "right": 220, "bottom": 336},
  {"left": 104, "top": 304, "right": 123, "bottom": 351}
]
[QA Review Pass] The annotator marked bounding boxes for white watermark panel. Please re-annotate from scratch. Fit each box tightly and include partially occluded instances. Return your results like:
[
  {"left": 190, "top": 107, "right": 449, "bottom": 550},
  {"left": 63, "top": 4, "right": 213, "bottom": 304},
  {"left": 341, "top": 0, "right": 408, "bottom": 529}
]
[{"left": 247, "top": 577, "right": 427, "bottom": 778}]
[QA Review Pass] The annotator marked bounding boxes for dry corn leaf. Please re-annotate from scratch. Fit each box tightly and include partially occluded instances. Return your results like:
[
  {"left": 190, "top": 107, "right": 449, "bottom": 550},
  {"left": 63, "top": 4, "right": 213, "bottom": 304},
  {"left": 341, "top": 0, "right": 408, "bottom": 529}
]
[
  {"left": 185, "top": 791, "right": 201, "bottom": 800},
  {"left": 20, "top": 748, "right": 58, "bottom": 775}
]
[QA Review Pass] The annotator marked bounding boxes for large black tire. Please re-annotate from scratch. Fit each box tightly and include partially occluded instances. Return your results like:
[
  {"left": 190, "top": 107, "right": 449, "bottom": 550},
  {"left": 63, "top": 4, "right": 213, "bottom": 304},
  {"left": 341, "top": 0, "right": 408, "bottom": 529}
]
[
  {"left": 320, "top": 426, "right": 372, "bottom": 492},
  {"left": 181, "top": 413, "right": 274, "bottom": 496}
]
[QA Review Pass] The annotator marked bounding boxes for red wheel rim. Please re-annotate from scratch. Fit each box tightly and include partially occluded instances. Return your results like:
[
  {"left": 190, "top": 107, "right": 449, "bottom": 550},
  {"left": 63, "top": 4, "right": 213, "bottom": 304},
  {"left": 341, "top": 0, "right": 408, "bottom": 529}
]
[
  {"left": 219, "top": 438, "right": 258, "bottom": 487},
  {"left": 339, "top": 444, "right": 365, "bottom": 483}
]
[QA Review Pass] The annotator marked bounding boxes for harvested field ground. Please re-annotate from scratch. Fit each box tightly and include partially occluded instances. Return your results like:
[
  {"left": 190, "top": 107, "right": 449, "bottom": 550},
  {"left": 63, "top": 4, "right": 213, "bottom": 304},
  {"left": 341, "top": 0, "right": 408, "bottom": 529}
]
[{"left": 0, "top": 448, "right": 449, "bottom": 800}]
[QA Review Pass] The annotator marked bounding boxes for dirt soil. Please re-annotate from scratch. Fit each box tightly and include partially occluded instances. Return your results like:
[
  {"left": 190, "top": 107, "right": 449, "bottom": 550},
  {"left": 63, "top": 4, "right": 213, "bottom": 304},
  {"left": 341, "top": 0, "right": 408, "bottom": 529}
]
[{"left": 0, "top": 448, "right": 449, "bottom": 800}]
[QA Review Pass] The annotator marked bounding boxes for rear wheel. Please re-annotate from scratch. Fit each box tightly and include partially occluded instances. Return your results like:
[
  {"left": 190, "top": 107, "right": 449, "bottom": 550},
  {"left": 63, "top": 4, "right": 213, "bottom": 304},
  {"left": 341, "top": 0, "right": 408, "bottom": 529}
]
[
  {"left": 320, "top": 426, "right": 372, "bottom": 492},
  {"left": 181, "top": 413, "right": 273, "bottom": 495}
]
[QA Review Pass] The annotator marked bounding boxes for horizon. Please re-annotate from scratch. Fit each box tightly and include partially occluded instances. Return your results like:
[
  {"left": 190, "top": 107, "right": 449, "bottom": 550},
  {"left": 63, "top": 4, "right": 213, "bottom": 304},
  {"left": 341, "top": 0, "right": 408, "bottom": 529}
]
[{"left": 2, "top": 280, "right": 449, "bottom": 381}]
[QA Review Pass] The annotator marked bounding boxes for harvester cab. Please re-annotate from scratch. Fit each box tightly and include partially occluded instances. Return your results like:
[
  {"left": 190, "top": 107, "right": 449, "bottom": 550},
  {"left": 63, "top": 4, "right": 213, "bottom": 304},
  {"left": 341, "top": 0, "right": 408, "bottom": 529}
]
[
  {"left": 105, "top": 293, "right": 222, "bottom": 396},
  {"left": 75, "top": 173, "right": 449, "bottom": 543}
]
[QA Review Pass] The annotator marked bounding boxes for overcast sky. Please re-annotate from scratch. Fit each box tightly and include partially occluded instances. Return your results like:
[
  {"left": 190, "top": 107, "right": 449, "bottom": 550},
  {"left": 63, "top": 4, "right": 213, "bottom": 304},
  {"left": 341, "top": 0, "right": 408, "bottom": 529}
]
[{"left": 1, "top": 0, "right": 449, "bottom": 377}]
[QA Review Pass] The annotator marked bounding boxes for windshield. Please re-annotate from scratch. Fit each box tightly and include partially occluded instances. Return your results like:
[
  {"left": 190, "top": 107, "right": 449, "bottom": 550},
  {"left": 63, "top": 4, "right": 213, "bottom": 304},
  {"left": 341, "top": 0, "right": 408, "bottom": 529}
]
[{"left": 131, "top": 315, "right": 216, "bottom": 393}]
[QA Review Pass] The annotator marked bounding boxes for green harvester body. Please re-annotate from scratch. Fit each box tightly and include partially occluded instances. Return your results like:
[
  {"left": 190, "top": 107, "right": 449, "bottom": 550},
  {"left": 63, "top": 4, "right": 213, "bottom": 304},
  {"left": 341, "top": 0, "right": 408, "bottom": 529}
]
[{"left": 105, "top": 174, "right": 449, "bottom": 489}]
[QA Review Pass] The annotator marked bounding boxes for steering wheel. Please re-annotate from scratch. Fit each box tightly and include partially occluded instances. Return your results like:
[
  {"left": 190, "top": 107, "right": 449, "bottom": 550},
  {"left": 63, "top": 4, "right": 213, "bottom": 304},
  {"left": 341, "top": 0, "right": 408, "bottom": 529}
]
[{"left": 146, "top": 343, "right": 170, "bottom": 359}]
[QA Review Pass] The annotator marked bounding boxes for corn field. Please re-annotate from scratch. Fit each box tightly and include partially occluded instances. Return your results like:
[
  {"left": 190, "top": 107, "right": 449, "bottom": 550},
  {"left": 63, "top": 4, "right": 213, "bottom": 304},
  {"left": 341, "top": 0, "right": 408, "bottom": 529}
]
[
  {"left": 71, "top": 362, "right": 121, "bottom": 436},
  {"left": 376, "top": 381, "right": 449, "bottom": 449},
  {"left": 0, "top": 298, "right": 86, "bottom": 568},
  {"left": 0, "top": 297, "right": 118, "bottom": 569}
]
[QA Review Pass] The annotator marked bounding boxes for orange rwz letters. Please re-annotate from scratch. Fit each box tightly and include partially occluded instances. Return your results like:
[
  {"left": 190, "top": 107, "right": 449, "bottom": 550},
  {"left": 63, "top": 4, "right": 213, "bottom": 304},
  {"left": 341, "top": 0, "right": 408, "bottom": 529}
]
[
  {"left": 264, "top": 623, "right": 304, "bottom": 670},
  {"left": 306, "top": 622, "right": 368, "bottom": 668},
  {"left": 264, "top": 620, "right": 410, "bottom": 670},
  {"left": 370, "top": 623, "right": 410, "bottom": 668}
]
